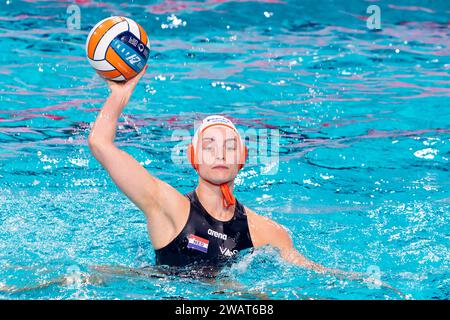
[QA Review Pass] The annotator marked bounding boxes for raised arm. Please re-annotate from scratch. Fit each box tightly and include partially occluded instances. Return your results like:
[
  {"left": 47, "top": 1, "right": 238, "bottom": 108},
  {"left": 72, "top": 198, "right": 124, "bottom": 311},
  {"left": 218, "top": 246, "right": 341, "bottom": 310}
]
[{"left": 87, "top": 66, "right": 188, "bottom": 245}]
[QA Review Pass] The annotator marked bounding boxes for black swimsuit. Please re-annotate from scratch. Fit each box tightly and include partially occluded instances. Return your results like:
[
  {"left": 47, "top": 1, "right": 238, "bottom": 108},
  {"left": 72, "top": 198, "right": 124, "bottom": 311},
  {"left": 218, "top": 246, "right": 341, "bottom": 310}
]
[{"left": 154, "top": 190, "right": 254, "bottom": 270}]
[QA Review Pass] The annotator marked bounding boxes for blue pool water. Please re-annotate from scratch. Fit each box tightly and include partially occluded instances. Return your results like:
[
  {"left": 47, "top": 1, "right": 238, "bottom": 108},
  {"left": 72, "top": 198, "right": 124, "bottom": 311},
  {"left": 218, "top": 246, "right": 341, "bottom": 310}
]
[{"left": 0, "top": 0, "right": 449, "bottom": 299}]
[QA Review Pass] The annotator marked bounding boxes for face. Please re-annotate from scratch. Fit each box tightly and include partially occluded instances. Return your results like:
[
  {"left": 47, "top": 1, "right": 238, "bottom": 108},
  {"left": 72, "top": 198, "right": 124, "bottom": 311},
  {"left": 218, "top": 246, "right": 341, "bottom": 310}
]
[{"left": 195, "top": 126, "right": 242, "bottom": 184}]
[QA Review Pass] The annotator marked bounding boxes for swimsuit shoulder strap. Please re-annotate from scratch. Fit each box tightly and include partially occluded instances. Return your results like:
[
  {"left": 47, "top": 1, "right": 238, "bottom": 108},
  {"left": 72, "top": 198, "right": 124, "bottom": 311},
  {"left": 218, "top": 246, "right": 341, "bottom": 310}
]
[
  {"left": 184, "top": 190, "right": 195, "bottom": 202},
  {"left": 235, "top": 198, "right": 247, "bottom": 218}
]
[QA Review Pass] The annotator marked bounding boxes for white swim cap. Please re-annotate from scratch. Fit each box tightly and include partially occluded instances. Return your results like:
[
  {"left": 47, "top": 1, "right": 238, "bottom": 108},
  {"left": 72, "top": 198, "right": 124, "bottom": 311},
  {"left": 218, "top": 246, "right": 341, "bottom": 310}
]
[{"left": 191, "top": 115, "right": 243, "bottom": 155}]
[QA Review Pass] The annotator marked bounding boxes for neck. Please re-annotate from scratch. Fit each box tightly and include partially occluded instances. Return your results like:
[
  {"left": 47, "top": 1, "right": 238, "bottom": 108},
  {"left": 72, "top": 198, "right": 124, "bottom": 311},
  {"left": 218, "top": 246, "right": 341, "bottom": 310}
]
[{"left": 196, "top": 177, "right": 235, "bottom": 219}]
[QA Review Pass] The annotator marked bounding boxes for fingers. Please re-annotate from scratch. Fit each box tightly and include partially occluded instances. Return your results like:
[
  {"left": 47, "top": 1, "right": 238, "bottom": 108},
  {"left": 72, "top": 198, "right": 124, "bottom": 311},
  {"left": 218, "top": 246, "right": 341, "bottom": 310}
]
[
  {"left": 136, "top": 64, "right": 148, "bottom": 80},
  {"left": 127, "top": 65, "right": 147, "bottom": 87}
]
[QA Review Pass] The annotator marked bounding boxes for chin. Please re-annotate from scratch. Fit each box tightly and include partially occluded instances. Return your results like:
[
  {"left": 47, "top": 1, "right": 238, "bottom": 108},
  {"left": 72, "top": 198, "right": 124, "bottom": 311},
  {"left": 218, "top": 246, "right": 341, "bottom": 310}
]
[
  {"left": 211, "top": 176, "right": 233, "bottom": 184},
  {"left": 208, "top": 172, "right": 235, "bottom": 183}
]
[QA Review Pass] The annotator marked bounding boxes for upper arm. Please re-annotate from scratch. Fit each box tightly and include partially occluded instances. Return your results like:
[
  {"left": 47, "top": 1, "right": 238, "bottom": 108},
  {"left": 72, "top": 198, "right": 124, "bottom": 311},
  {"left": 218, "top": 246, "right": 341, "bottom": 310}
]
[
  {"left": 88, "top": 140, "right": 188, "bottom": 222},
  {"left": 246, "top": 207, "right": 325, "bottom": 271},
  {"left": 246, "top": 207, "right": 293, "bottom": 249}
]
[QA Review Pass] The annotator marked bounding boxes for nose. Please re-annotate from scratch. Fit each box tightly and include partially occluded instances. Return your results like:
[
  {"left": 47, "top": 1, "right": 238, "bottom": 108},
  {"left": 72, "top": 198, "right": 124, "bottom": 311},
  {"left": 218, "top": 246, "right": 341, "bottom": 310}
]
[{"left": 216, "top": 146, "right": 225, "bottom": 160}]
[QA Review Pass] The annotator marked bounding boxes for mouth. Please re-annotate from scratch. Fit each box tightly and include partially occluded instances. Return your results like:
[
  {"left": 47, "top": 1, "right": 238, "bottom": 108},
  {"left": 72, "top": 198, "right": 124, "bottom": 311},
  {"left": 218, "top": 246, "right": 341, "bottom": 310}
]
[{"left": 212, "top": 165, "right": 229, "bottom": 170}]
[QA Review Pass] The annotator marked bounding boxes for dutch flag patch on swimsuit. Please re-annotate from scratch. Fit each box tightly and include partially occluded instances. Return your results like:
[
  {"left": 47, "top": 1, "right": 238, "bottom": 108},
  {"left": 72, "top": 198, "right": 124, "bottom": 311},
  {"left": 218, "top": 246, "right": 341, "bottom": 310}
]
[{"left": 187, "top": 234, "right": 209, "bottom": 253}]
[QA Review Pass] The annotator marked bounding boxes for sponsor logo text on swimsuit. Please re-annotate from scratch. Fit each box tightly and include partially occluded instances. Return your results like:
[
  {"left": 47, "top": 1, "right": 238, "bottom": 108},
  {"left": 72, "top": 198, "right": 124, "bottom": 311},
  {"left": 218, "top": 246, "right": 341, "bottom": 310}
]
[
  {"left": 207, "top": 229, "right": 228, "bottom": 240},
  {"left": 220, "top": 246, "right": 238, "bottom": 257}
]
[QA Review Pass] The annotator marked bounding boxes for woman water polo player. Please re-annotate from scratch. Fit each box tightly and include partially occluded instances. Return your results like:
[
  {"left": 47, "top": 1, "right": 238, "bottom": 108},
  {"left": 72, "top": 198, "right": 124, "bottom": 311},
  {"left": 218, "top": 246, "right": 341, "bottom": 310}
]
[
  {"left": 87, "top": 65, "right": 403, "bottom": 295},
  {"left": 0, "top": 66, "right": 400, "bottom": 297},
  {"left": 87, "top": 65, "right": 343, "bottom": 275}
]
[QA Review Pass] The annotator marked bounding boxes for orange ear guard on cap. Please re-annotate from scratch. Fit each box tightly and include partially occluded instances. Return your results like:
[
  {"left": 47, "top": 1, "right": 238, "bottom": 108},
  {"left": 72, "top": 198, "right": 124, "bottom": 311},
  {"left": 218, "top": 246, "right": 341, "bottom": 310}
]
[
  {"left": 240, "top": 145, "right": 248, "bottom": 170},
  {"left": 187, "top": 142, "right": 197, "bottom": 170}
]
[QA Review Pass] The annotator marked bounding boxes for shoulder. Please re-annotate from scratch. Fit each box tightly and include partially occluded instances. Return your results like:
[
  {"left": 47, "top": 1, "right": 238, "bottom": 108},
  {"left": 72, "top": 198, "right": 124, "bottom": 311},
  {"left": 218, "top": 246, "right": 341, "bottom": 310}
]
[{"left": 244, "top": 206, "right": 293, "bottom": 249}]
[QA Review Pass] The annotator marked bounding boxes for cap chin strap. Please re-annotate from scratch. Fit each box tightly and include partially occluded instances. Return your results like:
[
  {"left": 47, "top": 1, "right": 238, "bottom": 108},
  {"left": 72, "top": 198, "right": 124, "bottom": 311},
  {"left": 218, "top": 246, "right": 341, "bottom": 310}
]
[{"left": 200, "top": 175, "right": 235, "bottom": 209}]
